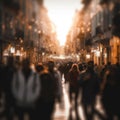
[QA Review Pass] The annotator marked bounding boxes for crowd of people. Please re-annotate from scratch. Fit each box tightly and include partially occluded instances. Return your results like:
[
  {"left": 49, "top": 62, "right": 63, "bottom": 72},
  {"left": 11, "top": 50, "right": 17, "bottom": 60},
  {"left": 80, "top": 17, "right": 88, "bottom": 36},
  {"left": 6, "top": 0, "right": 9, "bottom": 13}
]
[
  {"left": 0, "top": 57, "right": 63, "bottom": 120},
  {"left": 0, "top": 56, "right": 120, "bottom": 120},
  {"left": 60, "top": 60, "right": 120, "bottom": 120}
]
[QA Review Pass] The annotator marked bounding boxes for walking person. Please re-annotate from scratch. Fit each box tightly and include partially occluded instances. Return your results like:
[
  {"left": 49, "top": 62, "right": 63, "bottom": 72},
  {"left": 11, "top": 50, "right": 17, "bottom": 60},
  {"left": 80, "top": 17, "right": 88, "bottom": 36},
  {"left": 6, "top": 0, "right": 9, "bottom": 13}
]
[
  {"left": 79, "top": 61, "right": 100, "bottom": 120},
  {"left": 35, "top": 62, "right": 44, "bottom": 120},
  {"left": 38, "top": 60, "right": 63, "bottom": 120},
  {"left": 0, "top": 61, "right": 5, "bottom": 118},
  {"left": 1, "top": 56, "right": 16, "bottom": 120},
  {"left": 68, "top": 63, "right": 81, "bottom": 120},
  {"left": 100, "top": 65, "right": 120, "bottom": 120},
  {"left": 11, "top": 58, "right": 40, "bottom": 120}
]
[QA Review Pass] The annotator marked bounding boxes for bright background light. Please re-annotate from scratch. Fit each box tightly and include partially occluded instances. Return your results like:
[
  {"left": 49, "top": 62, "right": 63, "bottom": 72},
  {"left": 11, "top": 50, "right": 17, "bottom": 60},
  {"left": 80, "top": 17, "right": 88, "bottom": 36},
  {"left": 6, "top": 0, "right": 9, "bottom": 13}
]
[{"left": 44, "top": 0, "right": 83, "bottom": 46}]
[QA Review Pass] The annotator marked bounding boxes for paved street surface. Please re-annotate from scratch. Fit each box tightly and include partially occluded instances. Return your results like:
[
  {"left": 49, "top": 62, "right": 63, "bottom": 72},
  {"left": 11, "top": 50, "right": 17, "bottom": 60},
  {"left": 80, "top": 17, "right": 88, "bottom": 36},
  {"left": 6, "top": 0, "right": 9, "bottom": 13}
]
[
  {"left": 53, "top": 83, "right": 70, "bottom": 120},
  {"left": 53, "top": 80, "right": 106, "bottom": 120}
]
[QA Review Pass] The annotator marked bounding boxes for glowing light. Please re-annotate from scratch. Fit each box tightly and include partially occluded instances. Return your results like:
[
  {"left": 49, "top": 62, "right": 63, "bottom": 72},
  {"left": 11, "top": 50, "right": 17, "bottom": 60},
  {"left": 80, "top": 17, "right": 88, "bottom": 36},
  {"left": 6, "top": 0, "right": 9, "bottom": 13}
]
[
  {"left": 10, "top": 47, "right": 15, "bottom": 54},
  {"left": 96, "top": 50, "right": 100, "bottom": 57},
  {"left": 86, "top": 54, "right": 91, "bottom": 59},
  {"left": 44, "top": 0, "right": 83, "bottom": 46}
]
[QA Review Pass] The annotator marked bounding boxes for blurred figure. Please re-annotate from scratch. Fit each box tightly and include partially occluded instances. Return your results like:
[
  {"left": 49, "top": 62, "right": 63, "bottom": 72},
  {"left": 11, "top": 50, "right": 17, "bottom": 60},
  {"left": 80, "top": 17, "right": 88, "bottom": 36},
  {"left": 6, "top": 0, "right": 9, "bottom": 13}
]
[
  {"left": 68, "top": 63, "right": 81, "bottom": 120},
  {"left": 1, "top": 56, "right": 16, "bottom": 120},
  {"left": 63, "top": 62, "right": 73, "bottom": 84},
  {"left": 0, "top": 61, "right": 5, "bottom": 98},
  {"left": 47, "top": 60, "right": 63, "bottom": 102},
  {"left": 0, "top": 61, "right": 5, "bottom": 118},
  {"left": 12, "top": 58, "right": 40, "bottom": 120},
  {"left": 38, "top": 60, "right": 63, "bottom": 120},
  {"left": 101, "top": 65, "right": 120, "bottom": 120},
  {"left": 35, "top": 63, "right": 44, "bottom": 120},
  {"left": 94, "top": 63, "right": 101, "bottom": 76},
  {"left": 78, "top": 63, "right": 84, "bottom": 72},
  {"left": 79, "top": 61, "right": 100, "bottom": 120},
  {"left": 35, "top": 63, "right": 44, "bottom": 74},
  {"left": 100, "top": 62, "right": 112, "bottom": 86},
  {"left": 58, "top": 62, "right": 65, "bottom": 77}
]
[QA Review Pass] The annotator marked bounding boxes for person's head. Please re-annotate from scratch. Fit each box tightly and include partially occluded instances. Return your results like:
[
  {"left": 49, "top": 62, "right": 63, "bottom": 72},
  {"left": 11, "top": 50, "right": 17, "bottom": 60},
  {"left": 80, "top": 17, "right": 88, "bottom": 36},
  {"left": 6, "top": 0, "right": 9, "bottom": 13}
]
[
  {"left": 71, "top": 63, "right": 79, "bottom": 71},
  {"left": 35, "top": 63, "right": 44, "bottom": 73},
  {"left": 78, "top": 63, "right": 84, "bottom": 71},
  {"left": 87, "top": 60, "right": 94, "bottom": 70},
  {"left": 47, "top": 60, "right": 55, "bottom": 71}
]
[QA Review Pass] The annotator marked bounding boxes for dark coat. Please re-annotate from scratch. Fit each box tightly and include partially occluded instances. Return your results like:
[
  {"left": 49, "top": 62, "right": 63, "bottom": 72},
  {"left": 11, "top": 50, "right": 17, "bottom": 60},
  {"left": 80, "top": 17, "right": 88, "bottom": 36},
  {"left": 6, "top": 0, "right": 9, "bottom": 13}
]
[{"left": 79, "top": 69, "right": 100, "bottom": 104}]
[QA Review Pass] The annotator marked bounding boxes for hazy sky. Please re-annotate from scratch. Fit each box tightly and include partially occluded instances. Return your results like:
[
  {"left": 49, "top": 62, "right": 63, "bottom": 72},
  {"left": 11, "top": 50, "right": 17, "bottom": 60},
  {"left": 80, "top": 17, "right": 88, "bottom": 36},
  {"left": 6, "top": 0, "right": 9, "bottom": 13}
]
[{"left": 44, "top": 0, "right": 83, "bottom": 46}]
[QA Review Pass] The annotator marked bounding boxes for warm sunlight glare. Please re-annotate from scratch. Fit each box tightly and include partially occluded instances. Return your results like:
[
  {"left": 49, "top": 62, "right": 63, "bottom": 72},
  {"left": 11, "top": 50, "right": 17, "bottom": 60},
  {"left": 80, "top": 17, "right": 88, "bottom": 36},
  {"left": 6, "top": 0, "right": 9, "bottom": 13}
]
[{"left": 44, "top": 0, "right": 83, "bottom": 46}]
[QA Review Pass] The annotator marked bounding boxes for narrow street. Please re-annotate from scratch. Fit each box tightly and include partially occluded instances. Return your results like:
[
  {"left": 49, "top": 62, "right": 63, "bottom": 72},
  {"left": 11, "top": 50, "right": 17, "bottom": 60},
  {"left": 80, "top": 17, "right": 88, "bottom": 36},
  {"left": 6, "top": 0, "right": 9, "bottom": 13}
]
[{"left": 1, "top": 0, "right": 120, "bottom": 120}]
